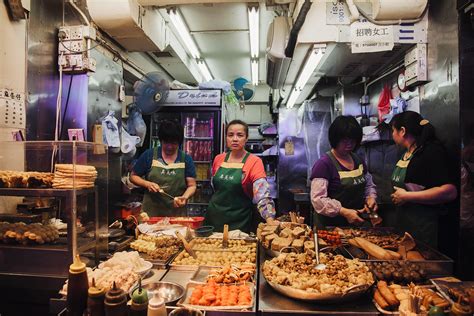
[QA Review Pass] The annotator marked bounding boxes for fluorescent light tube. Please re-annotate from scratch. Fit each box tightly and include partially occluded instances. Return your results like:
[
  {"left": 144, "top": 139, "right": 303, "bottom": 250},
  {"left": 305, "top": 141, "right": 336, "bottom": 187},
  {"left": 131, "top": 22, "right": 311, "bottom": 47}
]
[
  {"left": 248, "top": 7, "right": 259, "bottom": 58},
  {"left": 286, "top": 88, "right": 301, "bottom": 109},
  {"left": 286, "top": 46, "right": 325, "bottom": 108},
  {"left": 251, "top": 59, "right": 258, "bottom": 85},
  {"left": 197, "top": 59, "right": 213, "bottom": 82},
  {"left": 169, "top": 9, "right": 200, "bottom": 59},
  {"left": 295, "top": 48, "right": 324, "bottom": 89}
]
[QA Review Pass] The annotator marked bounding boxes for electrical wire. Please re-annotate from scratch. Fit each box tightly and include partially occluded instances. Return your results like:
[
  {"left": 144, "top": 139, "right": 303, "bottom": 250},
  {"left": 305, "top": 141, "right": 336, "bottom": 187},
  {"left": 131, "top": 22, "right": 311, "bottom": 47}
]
[
  {"left": 51, "top": 52, "right": 65, "bottom": 172},
  {"left": 59, "top": 75, "right": 74, "bottom": 140},
  {"left": 58, "top": 39, "right": 102, "bottom": 54}
]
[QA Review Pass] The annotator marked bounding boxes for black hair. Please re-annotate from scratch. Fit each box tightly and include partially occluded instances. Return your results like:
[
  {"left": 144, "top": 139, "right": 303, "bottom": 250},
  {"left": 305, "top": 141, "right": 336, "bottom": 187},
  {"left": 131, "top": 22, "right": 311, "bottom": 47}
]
[
  {"left": 328, "top": 115, "right": 362, "bottom": 149},
  {"left": 226, "top": 119, "right": 249, "bottom": 138},
  {"left": 158, "top": 120, "right": 184, "bottom": 144},
  {"left": 390, "top": 111, "right": 437, "bottom": 147}
]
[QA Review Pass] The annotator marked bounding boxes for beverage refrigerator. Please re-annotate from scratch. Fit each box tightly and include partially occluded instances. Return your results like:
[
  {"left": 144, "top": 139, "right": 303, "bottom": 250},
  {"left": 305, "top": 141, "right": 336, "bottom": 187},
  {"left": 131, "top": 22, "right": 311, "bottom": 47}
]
[{"left": 148, "top": 89, "right": 224, "bottom": 217}]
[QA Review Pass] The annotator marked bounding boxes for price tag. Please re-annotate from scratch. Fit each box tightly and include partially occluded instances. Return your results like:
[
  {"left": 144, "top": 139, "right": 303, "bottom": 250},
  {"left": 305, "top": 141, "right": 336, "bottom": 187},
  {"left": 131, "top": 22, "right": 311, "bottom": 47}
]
[{"left": 284, "top": 138, "right": 294, "bottom": 156}]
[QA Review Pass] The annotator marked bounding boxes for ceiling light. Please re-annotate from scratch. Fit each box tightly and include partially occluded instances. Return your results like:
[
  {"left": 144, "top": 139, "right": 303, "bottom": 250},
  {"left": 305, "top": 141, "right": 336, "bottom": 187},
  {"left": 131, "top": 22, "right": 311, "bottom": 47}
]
[
  {"left": 248, "top": 7, "right": 259, "bottom": 58},
  {"left": 251, "top": 59, "right": 258, "bottom": 86},
  {"left": 286, "top": 46, "right": 325, "bottom": 108},
  {"left": 197, "top": 59, "right": 213, "bottom": 82},
  {"left": 169, "top": 9, "right": 200, "bottom": 59}
]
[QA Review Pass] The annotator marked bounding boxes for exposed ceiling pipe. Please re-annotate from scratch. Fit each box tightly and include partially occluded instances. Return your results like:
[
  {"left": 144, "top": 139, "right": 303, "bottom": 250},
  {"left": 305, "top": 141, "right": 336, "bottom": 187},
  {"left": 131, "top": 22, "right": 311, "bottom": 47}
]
[
  {"left": 284, "top": 0, "right": 312, "bottom": 58},
  {"left": 351, "top": 1, "right": 429, "bottom": 26}
]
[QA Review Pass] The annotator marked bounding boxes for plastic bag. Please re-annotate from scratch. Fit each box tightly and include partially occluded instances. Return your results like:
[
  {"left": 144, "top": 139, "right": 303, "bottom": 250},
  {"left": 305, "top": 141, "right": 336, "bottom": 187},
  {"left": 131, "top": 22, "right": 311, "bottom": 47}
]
[
  {"left": 101, "top": 111, "right": 120, "bottom": 152},
  {"left": 377, "top": 84, "right": 392, "bottom": 122},
  {"left": 127, "top": 107, "right": 147, "bottom": 147}
]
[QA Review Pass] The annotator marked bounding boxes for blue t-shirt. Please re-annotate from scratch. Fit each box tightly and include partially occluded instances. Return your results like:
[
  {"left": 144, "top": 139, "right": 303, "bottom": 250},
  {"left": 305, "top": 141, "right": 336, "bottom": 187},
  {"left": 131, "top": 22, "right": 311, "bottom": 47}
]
[{"left": 133, "top": 147, "right": 196, "bottom": 178}]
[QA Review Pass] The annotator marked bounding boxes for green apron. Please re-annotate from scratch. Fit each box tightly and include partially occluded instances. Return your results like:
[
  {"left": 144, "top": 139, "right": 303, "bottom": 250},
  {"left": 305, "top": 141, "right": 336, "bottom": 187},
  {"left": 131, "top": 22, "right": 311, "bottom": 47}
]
[
  {"left": 391, "top": 151, "right": 439, "bottom": 248},
  {"left": 315, "top": 151, "right": 367, "bottom": 229},
  {"left": 205, "top": 152, "right": 254, "bottom": 233},
  {"left": 142, "top": 148, "right": 187, "bottom": 217}
]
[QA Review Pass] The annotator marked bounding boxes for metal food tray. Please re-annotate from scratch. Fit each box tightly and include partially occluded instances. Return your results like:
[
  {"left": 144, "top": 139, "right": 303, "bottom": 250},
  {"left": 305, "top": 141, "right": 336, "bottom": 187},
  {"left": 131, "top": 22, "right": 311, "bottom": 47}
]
[
  {"left": 169, "top": 248, "right": 257, "bottom": 270},
  {"left": 344, "top": 241, "right": 453, "bottom": 276},
  {"left": 190, "top": 237, "right": 257, "bottom": 251},
  {"left": 140, "top": 247, "right": 182, "bottom": 268},
  {"left": 431, "top": 278, "right": 474, "bottom": 305},
  {"left": 190, "top": 266, "right": 256, "bottom": 284},
  {"left": 177, "top": 282, "right": 255, "bottom": 311}
]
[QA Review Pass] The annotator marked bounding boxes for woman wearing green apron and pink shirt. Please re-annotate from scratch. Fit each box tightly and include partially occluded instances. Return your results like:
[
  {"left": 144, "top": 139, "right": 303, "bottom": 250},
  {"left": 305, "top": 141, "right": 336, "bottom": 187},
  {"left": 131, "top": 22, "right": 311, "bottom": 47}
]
[
  {"left": 310, "top": 116, "right": 380, "bottom": 228},
  {"left": 130, "top": 120, "right": 197, "bottom": 217},
  {"left": 205, "top": 120, "right": 277, "bottom": 233},
  {"left": 390, "top": 111, "right": 457, "bottom": 248}
]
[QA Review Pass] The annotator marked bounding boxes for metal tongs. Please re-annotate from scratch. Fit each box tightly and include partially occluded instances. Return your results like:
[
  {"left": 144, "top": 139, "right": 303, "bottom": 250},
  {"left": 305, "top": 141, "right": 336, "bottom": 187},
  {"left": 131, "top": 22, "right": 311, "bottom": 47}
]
[
  {"left": 159, "top": 188, "right": 176, "bottom": 200},
  {"left": 313, "top": 230, "right": 326, "bottom": 270},
  {"left": 176, "top": 231, "right": 197, "bottom": 259}
]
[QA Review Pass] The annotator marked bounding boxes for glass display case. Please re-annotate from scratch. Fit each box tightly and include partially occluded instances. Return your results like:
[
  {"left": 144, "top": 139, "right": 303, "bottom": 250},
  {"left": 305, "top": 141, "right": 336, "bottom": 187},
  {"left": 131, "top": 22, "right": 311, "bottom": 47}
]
[{"left": 0, "top": 141, "right": 108, "bottom": 277}]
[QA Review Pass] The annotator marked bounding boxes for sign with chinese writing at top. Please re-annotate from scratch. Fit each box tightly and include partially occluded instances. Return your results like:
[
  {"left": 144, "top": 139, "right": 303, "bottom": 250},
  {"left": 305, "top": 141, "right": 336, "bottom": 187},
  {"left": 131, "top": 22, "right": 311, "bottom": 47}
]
[
  {"left": 163, "top": 89, "right": 222, "bottom": 107},
  {"left": 350, "top": 22, "right": 394, "bottom": 53}
]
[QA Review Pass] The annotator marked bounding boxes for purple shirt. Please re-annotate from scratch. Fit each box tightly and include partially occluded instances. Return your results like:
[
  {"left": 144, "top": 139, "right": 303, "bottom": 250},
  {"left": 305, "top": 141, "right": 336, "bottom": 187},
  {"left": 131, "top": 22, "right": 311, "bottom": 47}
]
[{"left": 310, "top": 153, "right": 370, "bottom": 198}]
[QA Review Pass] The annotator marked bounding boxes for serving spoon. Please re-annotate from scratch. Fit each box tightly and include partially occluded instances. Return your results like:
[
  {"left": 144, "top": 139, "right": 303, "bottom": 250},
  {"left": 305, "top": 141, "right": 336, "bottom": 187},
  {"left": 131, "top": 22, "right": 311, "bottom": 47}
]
[{"left": 313, "top": 230, "right": 326, "bottom": 270}]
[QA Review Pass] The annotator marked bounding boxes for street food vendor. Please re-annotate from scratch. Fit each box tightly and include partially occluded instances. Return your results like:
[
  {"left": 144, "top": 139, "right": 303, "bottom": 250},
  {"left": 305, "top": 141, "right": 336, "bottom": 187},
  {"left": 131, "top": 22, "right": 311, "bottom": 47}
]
[
  {"left": 204, "top": 120, "right": 277, "bottom": 232},
  {"left": 390, "top": 111, "right": 457, "bottom": 247},
  {"left": 310, "top": 116, "right": 379, "bottom": 227},
  {"left": 130, "top": 120, "right": 197, "bottom": 216}
]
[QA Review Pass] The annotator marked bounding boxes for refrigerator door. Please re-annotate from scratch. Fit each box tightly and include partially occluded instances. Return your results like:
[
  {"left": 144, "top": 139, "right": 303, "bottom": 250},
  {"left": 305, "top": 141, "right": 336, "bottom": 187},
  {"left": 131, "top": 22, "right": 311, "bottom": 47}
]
[{"left": 181, "top": 111, "right": 220, "bottom": 216}]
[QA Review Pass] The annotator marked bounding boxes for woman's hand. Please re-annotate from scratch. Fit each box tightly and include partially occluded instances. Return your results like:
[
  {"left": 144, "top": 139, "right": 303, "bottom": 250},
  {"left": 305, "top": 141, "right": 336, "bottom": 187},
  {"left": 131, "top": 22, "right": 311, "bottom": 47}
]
[
  {"left": 391, "top": 186, "right": 409, "bottom": 205},
  {"left": 365, "top": 197, "right": 378, "bottom": 212},
  {"left": 146, "top": 181, "right": 161, "bottom": 193},
  {"left": 340, "top": 207, "right": 364, "bottom": 225},
  {"left": 173, "top": 196, "right": 187, "bottom": 208}
]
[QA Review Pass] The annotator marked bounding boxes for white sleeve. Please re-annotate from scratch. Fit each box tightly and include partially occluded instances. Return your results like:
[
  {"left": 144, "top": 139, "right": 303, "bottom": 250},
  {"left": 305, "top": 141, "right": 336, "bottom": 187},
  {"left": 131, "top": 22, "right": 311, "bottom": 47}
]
[{"left": 310, "top": 178, "right": 342, "bottom": 218}]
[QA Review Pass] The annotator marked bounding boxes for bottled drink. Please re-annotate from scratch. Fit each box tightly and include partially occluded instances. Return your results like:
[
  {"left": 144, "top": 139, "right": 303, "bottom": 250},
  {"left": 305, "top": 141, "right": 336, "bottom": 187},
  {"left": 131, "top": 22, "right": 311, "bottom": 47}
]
[
  {"left": 185, "top": 117, "right": 192, "bottom": 137},
  {"left": 191, "top": 117, "right": 196, "bottom": 137}
]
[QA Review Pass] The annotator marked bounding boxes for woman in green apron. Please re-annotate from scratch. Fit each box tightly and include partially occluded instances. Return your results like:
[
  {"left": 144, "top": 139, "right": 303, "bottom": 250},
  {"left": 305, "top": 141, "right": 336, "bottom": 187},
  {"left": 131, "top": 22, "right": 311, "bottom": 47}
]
[
  {"left": 205, "top": 120, "right": 277, "bottom": 233},
  {"left": 310, "top": 116, "right": 380, "bottom": 228},
  {"left": 390, "top": 111, "right": 457, "bottom": 248},
  {"left": 130, "top": 120, "right": 197, "bottom": 217}
]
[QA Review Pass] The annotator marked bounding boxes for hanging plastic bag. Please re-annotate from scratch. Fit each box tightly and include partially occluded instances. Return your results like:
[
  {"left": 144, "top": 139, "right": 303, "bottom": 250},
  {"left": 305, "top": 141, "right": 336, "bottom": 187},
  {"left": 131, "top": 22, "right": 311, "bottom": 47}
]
[
  {"left": 101, "top": 110, "right": 120, "bottom": 152},
  {"left": 121, "top": 126, "right": 140, "bottom": 158},
  {"left": 127, "top": 106, "right": 147, "bottom": 147},
  {"left": 377, "top": 84, "right": 392, "bottom": 122}
]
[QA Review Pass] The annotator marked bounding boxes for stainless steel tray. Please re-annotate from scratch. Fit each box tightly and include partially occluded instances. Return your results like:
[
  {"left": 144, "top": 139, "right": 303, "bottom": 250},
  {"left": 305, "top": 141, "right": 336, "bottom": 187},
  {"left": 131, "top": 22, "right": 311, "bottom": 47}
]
[
  {"left": 177, "top": 282, "right": 255, "bottom": 311},
  {"left": 345, "top": 241, "right": 453, "bottom": 276}
]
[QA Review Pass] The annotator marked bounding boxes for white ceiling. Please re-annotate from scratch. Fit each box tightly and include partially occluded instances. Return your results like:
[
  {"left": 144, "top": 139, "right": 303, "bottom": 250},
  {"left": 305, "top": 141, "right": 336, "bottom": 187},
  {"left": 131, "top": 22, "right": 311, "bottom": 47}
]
[{"left": 177, "top": 3, "right": 276, "bottom": 86}]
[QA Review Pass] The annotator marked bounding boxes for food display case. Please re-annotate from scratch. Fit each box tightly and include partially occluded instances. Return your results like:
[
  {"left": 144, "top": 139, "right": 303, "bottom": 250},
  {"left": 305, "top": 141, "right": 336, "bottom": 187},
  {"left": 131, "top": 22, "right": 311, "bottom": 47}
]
[{"left": 0, "top": 141, "right": 108, "bottom": 279}]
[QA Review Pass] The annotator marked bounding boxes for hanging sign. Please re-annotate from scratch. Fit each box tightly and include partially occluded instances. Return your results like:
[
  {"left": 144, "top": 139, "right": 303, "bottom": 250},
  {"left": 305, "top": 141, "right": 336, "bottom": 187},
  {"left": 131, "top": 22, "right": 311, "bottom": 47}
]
[
  {"left": 284, "top": 138, "right": 294, "bottom": 156},
  {"left": 350, "top": 22, "right": 394, "bottom": 53},
  {"left": 163, "top": 89, "right": 222, "bottom": 107}
]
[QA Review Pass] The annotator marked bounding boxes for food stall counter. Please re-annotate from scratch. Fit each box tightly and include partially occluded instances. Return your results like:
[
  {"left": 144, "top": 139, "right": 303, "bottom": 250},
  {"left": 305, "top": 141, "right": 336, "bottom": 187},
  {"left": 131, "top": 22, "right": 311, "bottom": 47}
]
[{"left": 257, "top": 245, "right": 379, "bottom": 316}]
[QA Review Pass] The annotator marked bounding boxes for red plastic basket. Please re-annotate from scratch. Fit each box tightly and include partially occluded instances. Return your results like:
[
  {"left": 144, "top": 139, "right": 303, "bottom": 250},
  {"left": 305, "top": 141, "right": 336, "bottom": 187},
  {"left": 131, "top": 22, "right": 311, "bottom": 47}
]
[{"left": 145, "top": 216, "right": 204, "bottom": 229}]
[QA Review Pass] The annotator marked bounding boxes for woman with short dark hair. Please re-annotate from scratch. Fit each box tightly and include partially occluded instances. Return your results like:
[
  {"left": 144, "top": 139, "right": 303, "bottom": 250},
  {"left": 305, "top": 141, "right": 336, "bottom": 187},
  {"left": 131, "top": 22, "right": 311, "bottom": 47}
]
[
  {"left": 204, "top": 120, "right": 277, "bottom": 232},
  {"left": 130, "top": 120, "right": 197, "bottom": 216},
  {"left": 390, "top": 111, "right": 457, "bottom": 247},
  {"left": 310, "top": 116, "right": 379, "bottom": 227}
]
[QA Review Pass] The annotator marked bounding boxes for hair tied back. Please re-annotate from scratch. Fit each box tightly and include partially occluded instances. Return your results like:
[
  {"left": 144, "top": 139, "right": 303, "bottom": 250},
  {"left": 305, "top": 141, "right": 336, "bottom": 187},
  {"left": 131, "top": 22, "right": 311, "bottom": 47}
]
[{"left": 420, "top": 119, "right": 430, "bottom": 126}]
